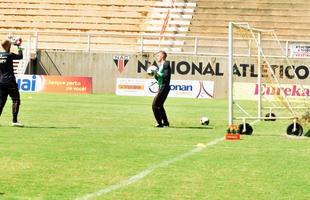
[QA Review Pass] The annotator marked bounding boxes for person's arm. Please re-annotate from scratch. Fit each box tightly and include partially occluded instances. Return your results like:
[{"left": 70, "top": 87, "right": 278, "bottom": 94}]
[
  {"left": 162, "top": 61, "right": 170, "bottom": 82},
  {"left": 154, "top": 65, "right": 163, "bottom": 80},
  {"left": 155, "top": 62, "right": 168, "bottom": 78},
  {"left": 154, "top": 74, "right": 159, "bottom": 81},
  {"left": 156, "top": 69, "right": 163, "bottom": 77},
  {"left": 11, "top": 46, "right": 23, "bottom": 60}
]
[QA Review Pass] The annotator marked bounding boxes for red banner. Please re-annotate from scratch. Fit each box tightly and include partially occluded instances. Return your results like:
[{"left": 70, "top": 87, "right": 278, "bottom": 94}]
[
  {"left": 16, "top": 75, "right": 92, "bottom": 94},
  {"left": 43, "top": 76, "right": 92, "bottom": 94}
]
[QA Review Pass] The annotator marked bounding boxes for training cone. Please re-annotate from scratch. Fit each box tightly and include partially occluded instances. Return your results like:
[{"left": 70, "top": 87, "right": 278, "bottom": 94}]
[{"left": 225, "top": 125, "right": 240, "bottom": 140}]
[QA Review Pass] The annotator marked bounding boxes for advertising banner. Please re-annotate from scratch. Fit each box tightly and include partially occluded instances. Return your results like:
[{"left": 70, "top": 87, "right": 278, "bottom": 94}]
[
  {"left": 137, "top": 59, "right": 310, "bottom": 81},
  {"left": 290, "top": 43, "right": 310, "bottom": 58},
  {"left": 116, "top": 78, "right": 214, "bottom": 98},
  {"left": 234, "top": 82, "right": 310, "bottom": 100},
  {"left": 16, "top": 75, "right": 92, "bottom": 94}
]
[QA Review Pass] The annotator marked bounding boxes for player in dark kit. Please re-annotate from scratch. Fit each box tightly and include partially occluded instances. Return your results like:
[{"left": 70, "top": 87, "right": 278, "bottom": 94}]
[
  {"left": 152, "top": 51, "right": 171, "bottom": 128},
  {"left": 0, "top": 39, "right": 24, "bottom": 127}
]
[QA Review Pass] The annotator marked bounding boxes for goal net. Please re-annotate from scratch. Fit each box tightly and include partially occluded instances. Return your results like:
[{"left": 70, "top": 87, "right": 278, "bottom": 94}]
[{"left": 228, "top": 22, "right": 310, "bottom": 136}]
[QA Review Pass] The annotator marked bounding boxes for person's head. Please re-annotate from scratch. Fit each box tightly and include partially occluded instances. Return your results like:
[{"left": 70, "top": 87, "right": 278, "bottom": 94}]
[
  {"left": 1, "top": 40, "right": 11, "bottom": 52},
  {"left": 156, "top": 51, "right": 167, "bottom": 62}
]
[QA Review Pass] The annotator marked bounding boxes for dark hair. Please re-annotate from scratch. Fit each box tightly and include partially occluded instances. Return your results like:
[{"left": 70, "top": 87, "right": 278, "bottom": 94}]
[
  {"left": 1, "top": 40, "right": 11, "bottom": 52},
  {"left": 159, "top": 51, "right": 167, "bottom": 60}
]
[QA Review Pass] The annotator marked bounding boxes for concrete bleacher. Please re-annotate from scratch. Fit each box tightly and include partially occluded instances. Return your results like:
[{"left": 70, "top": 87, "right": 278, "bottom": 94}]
[
  {"left": 190, "top": 0, "right": 310, "bottom": 40},
  {"left": 0, "top": 0, "right": 309, "bottom": 54},
  {"left": 0, "top": 0, "right": 158, "bottom": 33},
  {"left": 1, "top": 0, "right": 190, "bottom": 52},
  {"left": 0, "top": 0, "right": 157, "bottom": 52}
]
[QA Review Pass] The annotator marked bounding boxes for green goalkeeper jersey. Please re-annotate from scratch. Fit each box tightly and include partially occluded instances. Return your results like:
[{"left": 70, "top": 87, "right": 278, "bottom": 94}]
[
  {"left": 154, "top": 60, "right": 171, "bottom": 90},
  {"left": 155, "top": 64, "right": 164, "bottom": 88}
]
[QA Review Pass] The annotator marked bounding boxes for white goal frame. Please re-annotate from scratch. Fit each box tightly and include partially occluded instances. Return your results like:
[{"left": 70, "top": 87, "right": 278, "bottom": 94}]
[{"left": 227, "top": 22, "right": 309, "bottom": 130}]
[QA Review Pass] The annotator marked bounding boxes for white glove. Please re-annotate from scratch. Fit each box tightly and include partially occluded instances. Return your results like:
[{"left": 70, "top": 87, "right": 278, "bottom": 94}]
[
  {"left": 9, "top": 35, "right": 22, "bottom": 46},
  {"left": 147, "top": 65, "right": 158, "bottom": 76}
]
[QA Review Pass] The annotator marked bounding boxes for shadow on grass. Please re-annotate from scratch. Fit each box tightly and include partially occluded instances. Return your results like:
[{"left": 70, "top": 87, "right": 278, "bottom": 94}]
[
  {"left": 0, "top": 192, "right": 5, "bottom": 195},
  {"left": 24, "top": 126, "right": 81, "bottom": 129},
  {"left": 169, "top": 126, "right": 214, "bottom": 130},
  {"left": 250, "top": 133, "right": 286, "bottom": 137},
  {"left": 0, "top": 125, "right": 81, "bottom": 129}
]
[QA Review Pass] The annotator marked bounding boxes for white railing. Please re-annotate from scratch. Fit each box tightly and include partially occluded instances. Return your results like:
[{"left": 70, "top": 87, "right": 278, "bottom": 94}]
[
  {"left": 1, "top": 30, "right": 310, "bottom": 58},
  {"left": 13, "top": 35, "right": 34, "bottom": 75}
]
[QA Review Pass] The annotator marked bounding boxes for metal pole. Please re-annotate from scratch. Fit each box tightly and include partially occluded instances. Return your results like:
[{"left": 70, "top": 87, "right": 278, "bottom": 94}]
[
  {"left": 87, "top": 34, "right": 91, "bottom": 52},
  {"left": 140, "top": 35, "right": 144, "bottom": 53},
  {"left": 228, "top": 22, "right": 234, "bottom": 126},
  {"left": 285, "top": 40, "right": 289, "bottom": 58},
  {"left": 257, "top": 32, "right": 262, "bottom": 119},
  {"left": 194, "top": 37, "right": 198, "bottom": 55},
  {"left": 28, "top": 35, "right": 31, "bottom": 74},
  {"left": 35, "top": 31, "right": 38, "bottom": 54},
  {"left": 248, "top": 39, "right": 251, "bottom": 56}
]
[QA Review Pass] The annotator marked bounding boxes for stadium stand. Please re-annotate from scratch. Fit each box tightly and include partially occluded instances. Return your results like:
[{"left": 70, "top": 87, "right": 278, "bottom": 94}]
[
  {"left": 187, "top": 0, "right": 310, "bottom": 55},
  {"left": 190, "top": 0, "right": 310, "bottom": 39},
  {"left": 0, "top": 0, "right": 155, "bottom": 32},
  {"left": 0, "top": 0, "right": 309, "bottom": 56}
]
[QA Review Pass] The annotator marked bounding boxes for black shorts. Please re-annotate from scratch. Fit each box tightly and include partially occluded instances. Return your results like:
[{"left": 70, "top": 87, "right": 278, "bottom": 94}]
[{"left": 0, "top": 82, "right": 20, "bottom": 103}]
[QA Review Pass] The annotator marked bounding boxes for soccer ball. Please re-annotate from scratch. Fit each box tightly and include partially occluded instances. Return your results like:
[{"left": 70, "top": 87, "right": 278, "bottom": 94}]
[
  {"left": 146, "top": 65, "right": 158, "bottom": 76},
  {"left": 200, "top": 117, "right": 209, "bottom": 125},
  {"left": 9, "top": 35, "right": 22, "bottom": 46}
]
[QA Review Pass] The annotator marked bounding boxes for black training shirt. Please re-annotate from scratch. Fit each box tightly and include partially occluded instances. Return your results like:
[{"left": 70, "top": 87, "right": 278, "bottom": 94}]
[{"left": 0, "top": 48, "right": 23, "bottom": 84}]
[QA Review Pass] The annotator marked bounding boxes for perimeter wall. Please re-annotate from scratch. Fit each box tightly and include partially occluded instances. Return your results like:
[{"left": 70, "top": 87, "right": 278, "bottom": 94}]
[{"left": 36, "top": 51, "right": 310, "bottom": 98}]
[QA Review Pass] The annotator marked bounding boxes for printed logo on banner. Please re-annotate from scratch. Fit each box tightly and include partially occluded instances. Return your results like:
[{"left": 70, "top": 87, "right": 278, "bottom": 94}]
[
  {"left": 196, "top": 81, "right": 214, "bottom": 98},
  {"left": 148, "top": 82, "right": 194, "bottom": 94},
  {"left": 255, "top": 84, "right": 310, "bottom": 97},
  {"left": 234, "top": 82, "right": 310, "bottom": 100},
  {"left": 148, "top": 81, "right": 159, "bottom": 93},
  {"left": 116, "top": 78, "right": 214, "bottom": 99},
  {"left": 290, "top": 44, "right": 310, "bottom": 58},
  {"left": 113, "top": 55, "right": 129, "bottom": 73},
  {"left": 15, "top": 75, "right": 92, "bottom": 94},
  {"left": 16, "top": 75, "right": 44, "bottom": 92},
  {"left": 137, "top": 60, "right": 310, "bottom": 81}
]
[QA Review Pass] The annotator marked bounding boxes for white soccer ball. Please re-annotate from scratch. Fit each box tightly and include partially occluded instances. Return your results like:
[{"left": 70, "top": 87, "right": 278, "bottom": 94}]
[
  {"left": 200, "top": 117, "right": 209, "bottom": 125},
  {"left": 146, "top": 65, "right": 158, "bottom": 76}
]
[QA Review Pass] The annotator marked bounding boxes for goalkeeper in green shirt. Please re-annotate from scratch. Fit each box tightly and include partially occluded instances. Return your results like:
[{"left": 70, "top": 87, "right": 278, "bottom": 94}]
[{"left": 152, "top": 51, "right": 171, "bottom": 128}]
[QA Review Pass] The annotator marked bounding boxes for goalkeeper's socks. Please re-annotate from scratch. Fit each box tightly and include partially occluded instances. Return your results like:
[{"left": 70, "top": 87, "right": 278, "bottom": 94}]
[{"left": 13, "top": 114, "right": 18, "bottom": 123}]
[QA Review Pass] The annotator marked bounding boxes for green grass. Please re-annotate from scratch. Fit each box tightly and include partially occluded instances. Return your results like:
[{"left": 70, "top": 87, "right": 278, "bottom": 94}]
[{"left": 0, "top": 93, "right": 309, "bottom": 200}]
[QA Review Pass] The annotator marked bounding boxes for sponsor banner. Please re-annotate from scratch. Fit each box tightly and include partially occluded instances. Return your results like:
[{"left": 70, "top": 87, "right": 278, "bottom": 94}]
[
  {"left": 290, "top": 43, "right": 310, "bottom": 58},
  {"left": 116, "top": 78, "right": 214, "bottom": 98},
  {"left": 234, "top": 82, "right": 310, "bottom": 100},
  {"left": 137, "top": 60, "right": 310, "bottom": 80},
  {"left": 16, "top": 75, "right": 92, "bottom": 94}
]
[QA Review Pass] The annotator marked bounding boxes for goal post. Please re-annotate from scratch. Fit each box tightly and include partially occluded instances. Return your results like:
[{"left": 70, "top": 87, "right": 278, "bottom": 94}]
[
  {"left": 228, "top": 22, "right": 268, "bottom": 126},
  {"left": 227, "top": 22, "right": 310, "bottom": 136}
]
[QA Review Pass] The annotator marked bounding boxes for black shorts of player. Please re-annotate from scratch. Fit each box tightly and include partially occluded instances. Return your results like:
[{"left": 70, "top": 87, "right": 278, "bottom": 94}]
[
  {"left": 152, "top": 84, "right": 170, "bottom": 126},
  {"left": 0, "top": 82, "right": 21, "bottom": 117}
]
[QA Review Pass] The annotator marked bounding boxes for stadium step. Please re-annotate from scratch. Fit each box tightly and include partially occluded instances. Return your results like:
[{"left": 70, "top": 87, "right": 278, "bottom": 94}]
[{"left": 142, "top": 0, "right": 197, "bottom": 53}]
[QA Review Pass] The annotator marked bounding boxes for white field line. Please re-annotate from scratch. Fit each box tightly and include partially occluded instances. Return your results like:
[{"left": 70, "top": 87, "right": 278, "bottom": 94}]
[{"left": 75, "top": 137, "right": 225, "bottom": 200}]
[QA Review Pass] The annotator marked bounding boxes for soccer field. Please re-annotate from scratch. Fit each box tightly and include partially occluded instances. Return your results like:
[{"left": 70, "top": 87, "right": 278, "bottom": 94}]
[{"left": 0, "top": 93, "right": 309, "bottom": 200}]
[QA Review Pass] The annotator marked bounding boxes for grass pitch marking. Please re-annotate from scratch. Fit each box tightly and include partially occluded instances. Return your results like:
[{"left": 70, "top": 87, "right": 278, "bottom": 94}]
[{"left": 75, "top": 137, "right": 224, "bottom": 200}]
